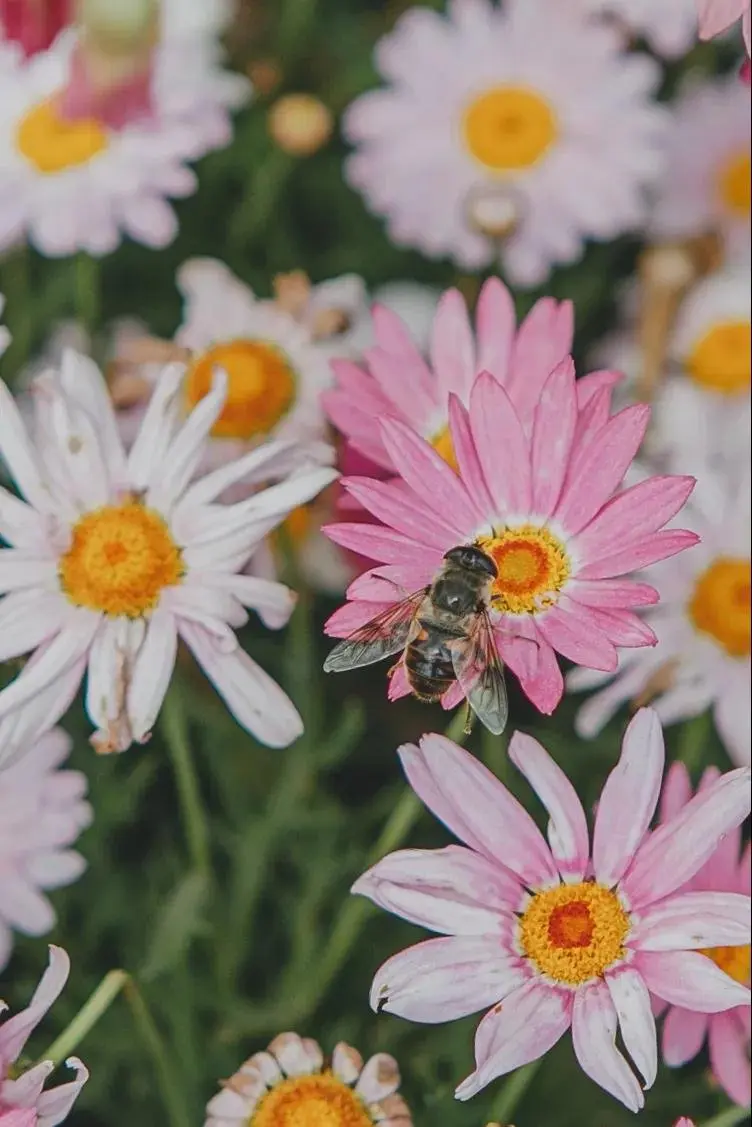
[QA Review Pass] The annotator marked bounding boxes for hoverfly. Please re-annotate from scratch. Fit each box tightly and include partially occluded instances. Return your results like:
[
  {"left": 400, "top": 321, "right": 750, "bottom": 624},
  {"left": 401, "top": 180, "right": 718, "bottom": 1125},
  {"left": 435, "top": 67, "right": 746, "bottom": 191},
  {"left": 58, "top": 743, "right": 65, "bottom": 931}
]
[{"left": 324, "top": 545, "right": 508, "bottom": 734}]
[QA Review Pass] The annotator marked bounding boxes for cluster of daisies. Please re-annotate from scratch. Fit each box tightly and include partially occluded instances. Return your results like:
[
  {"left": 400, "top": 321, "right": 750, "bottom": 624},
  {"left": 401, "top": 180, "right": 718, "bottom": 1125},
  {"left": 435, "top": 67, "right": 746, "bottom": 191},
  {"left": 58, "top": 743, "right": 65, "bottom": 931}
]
[{"left": 0, "top": 0, "right": 750, "bottom": 1125}]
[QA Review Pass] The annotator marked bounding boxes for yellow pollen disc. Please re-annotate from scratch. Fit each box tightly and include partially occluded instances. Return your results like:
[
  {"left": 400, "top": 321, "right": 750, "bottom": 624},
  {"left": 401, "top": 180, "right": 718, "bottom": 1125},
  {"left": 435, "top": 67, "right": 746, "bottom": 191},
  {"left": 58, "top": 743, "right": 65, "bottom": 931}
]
[
  {"left": 272, "top": 503, "right": 312, "bottom": 557},
  {"left": 476, "top": 524, "right": 570, "bottom": 615},
  {"left": 430, "top": 425, "right": 459, "bottom": 472},
  {"left": 251, "top": 1073, "right": 373, "bottom": 1127},
  {"left": 462, "top": 85, "right": 558, "bottom": 172},
  {"left": 685, "top": 320, "right": 751, "bottom": 396},
  {"left": 59, "top": 501, "right": 184, "bottom": 618},
  {"left": 185, "top": 339, "right": 297, "bottom": 440},
  {"left": 16, "top": 98, "right": 108, "bottom": 174},
  {"left": 519, "top": 881, "right": 630, "bottom": 985},
  {"left": 699, "top": 944, "right": 751, "bottom": 986},
  {"left": 688, "top": 556, "right": 751, "bottom": 658},
  {"left": 717, "top": 150, "right": 751, "bottom": 218}
]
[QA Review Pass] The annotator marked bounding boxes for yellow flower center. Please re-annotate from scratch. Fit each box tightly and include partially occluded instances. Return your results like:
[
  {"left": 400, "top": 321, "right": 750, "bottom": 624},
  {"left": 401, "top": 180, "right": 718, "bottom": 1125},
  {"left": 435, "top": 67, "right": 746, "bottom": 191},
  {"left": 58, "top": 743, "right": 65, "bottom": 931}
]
[
  {"left": 688, "top": 556, "right": 750, "bottom": 658},
  {"left": 430, "top": 424, "right": 459, "bottom": 472},
  {"left": 685, "top": 320, "right": 751, "bottom": 396},
  {"left": 185, "top": 339, "right": 297, "bottom": 440},
  {"left": 519, "top": 881, "right": 630, "bottom": 985},
  {"left": 717, "top": 150, "right": 751, "bottom": 218},
  {"left": 462, "top": 85, "right": 558, "bottom": 172},
  {"left": 251, "top": 1073, "right": 373, "bottom": 1127},
  {"left": 16, "top": 97, "right": 109, "bottom": 174},
  {"left": 699, "top": 944, "right": 751, "bottom": 986},
  {"left": 272, "top": 503, "right": 312, "bottom": 558},
  {"left": 476, "top": 524, "right": 571, "bottom": 614},
  {"left": 59, "top": 500, "right": 184, "bottom": 618}
]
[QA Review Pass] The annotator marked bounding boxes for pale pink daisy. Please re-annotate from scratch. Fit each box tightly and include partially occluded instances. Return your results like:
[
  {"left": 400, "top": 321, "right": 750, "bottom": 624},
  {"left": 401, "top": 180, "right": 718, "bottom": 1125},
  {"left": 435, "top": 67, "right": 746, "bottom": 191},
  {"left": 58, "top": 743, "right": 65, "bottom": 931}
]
[
  {"left": 697, "top": 0, "right": 751, "bottom": 51},
  {"left": 324, "top": 277, "right": 575, "bottom": 473},
  {"left": 0, "top": 728, "right": 91, "bottom": 972},
  {"left": 353, "top": 712, "right": 752, "bottom": 1110},
  {"left": 204, "top": 1030, "right": 411, "bottom": 1127},
  {"left": 568, "top": 467, "right": 750, "bottom": 766},
  {"left": 655, "top": 762, "right": 751, "bottom": 1107},
  {"left": 0, "top": 352, "right": 337, "bottom": 765},
  {"left": 581, "top": 0, "right": 699, "bottom": 58},
  {"left": 343, "top": 0, "right": 666, "bottom": 286},
  {"left": 324, "top": 363, "right": 698, "bottom": 716},
  {"left": 0, "top": 946, "right": 88, "bottom": 1124}
]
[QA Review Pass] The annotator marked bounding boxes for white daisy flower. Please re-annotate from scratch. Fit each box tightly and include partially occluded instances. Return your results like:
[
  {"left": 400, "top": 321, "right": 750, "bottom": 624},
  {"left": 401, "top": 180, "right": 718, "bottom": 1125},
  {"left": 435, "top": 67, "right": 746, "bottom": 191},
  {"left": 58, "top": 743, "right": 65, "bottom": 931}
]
[
  {"left": 0, "top": 727, "right": 91, "bottom": 971},
  {"left": 568, "top": 468, "right": 751, "bottom": 766},
  {"left": 651, "top": 74, "right": 750, "bottom": 265},
  {"left": 0, "top": 28, "right": 249, "bottom": 257},
  {"left": 0, "top": 353, "right": 337, "bottom": 767},
  {"left": 580, "top": 0, "right": 699, "bottom": 58},
  {"left": 343, "top": 0, "right": 666, "bottom": 286}
]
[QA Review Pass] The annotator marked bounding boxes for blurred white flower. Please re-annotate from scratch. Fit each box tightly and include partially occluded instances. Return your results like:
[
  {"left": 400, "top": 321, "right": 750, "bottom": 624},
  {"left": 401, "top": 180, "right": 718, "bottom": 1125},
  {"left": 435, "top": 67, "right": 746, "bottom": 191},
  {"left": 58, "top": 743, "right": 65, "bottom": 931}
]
[
  {"left": 343, "top": 0, "right": 666, "bottom": 286},
  {"left": 580, "top": 0, "right": 699, "bottom": 57},
  {"left": 0, "top": 728, "right": 91, "bottom": 971}
]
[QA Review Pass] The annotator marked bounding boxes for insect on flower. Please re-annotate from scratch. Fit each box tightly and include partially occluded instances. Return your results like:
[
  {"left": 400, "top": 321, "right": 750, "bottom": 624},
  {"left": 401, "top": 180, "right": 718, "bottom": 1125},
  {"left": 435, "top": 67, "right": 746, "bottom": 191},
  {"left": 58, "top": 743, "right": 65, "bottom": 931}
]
[{"left": 324, "top": 544, "right": 518, "bottom": 734}]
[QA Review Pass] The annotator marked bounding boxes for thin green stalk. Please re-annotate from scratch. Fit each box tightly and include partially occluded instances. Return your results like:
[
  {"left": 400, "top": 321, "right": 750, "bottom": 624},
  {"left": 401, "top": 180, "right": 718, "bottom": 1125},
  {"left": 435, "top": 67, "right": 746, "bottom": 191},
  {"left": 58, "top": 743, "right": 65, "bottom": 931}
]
[
  {"left": 488, "top": 1060, "right": 541, "bottom": 1122},
  {"left": 38, "top": 970, "right": 128, "bottom": 1066},
  {"left": 161, "top": 688, "right": 211, "bottom": 876},
  {"left": 679, "top": 709, "right": 713, "bottom": 773},
  {"left": 75, "top": 252, "right": 101, "bottom": 337},
  {"left": 124, "top": 980, "right": 191, "bottom": 1127},
  {"left": 701, "top": 1107, "right": 751, "bottom": 1127}
]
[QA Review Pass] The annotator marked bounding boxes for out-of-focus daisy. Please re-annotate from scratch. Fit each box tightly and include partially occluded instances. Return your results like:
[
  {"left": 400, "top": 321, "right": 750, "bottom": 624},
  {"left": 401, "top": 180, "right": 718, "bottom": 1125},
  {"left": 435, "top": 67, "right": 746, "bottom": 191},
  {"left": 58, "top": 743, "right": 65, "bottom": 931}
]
[
  {"left": 582, "top": 0, "right": 699, "bottom": 58},
  {"left": 697, "top": 0, "right": 751, "bottom": 51},
  {"left": 568, "top": 467, "right": 750, "bottom": 765},
  {"left": 0, "top": 945, "right": 88, "bottom": 1124},
  {"left": 0, "top": 354, "right": 337, "bottom": 765},
  {"left": 0, "top": 728, "right": 91, "bottom": 972},
  {"left": 343, "top": 0, "right": 666, "bottom": 286},
  {"left": 353, "top": 713, "right": 751, "bottom": 1110},
  {"left": 651, "top": 76, "right": 750, "bottom": 264},
  {"left": 325, "top": 277, "right": 576, "bottom": 472},
  {"left": 204, "top": 1030, "right": 411, "bottom": 1127},
  {"left": 656, "top": 761, "right": 751, "bottom": 1107},
  {"left": 325, "top": 364, "right": 698, "bottom": 715},
  {"left": 0, "top": 25, "right": 248, "bottom": 256}
]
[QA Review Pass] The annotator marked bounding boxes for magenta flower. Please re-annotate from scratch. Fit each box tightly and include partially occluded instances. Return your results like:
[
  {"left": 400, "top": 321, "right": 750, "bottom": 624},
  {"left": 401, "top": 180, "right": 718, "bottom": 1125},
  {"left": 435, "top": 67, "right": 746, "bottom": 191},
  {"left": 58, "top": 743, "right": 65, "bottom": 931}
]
[
  {"left": 697, "top": 0, "right": 751, "bottom": 52},
  {"left": 656, "top": 762, "right": 751, "bottom": 1107},
  {"left": 352, "top": 711, "right": 751, "bottom": 1111},
  {"left": 324, "top": 277, "right": 575, "bottom": 473},
  {"left": 0, "top": 946, "right": 88, "bottom": 1125},
  {"left": 324, "top": 364, "right": 699, "bottom": 715}
]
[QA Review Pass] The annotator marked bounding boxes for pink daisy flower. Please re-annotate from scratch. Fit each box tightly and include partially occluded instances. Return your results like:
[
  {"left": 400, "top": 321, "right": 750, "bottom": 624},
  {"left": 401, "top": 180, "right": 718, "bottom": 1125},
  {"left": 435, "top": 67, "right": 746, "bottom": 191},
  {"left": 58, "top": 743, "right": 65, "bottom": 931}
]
[
  {"left": 0, "top": 946, "right": 88, "bottom": 1125},
  {"left": 697, "top": 0, "right": 751, "bottom": 52},
  {"left": 324, "top": 276, "right": 575, "bottom": 474},
  {"left": 353, "top": 711, "right": 752, "bottom": 1110},
  {"left": 324, "top": 364, "right": 698, "bottom": 716},
  {"left": 656, "top": 761, "right": 751, "bottom": 1107}
]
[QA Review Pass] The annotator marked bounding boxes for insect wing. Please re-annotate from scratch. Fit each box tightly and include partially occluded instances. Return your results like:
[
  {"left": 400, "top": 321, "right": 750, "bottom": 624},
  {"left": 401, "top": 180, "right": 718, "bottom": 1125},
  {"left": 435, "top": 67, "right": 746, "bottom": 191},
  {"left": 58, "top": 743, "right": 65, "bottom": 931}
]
[
  {"left": 323, "top": 590, "right": 426, "bottom": 673},
  {"left": 450, "top": 612, "right": 508, "bottom": 735}
]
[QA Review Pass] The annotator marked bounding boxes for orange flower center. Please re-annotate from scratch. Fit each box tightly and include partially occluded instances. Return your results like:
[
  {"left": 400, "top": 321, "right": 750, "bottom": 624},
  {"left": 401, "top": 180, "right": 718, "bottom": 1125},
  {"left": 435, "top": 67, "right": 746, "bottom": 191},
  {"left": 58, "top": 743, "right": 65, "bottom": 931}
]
[
  {"left": 462, "top": 85, "right": 558, "bottom": 172},
  {"left": 251, "top": 1073, "right": 373, "bottom": 1127},
  {"left": 699, "top": 944, "right": 751, "bottom": 986},
  {"left": 429, "top": 424, "right": 459, "bottom": 472},
  {"left": 59, "top": 500, "right": 184, "bottom": 617},
  {"left": 717, "top": 150, "right": 751, "bottom": 218},
  {"left": 476, "top": 524, "right": 571, "bottom": 614},
  {"left": 688, "top": 556, "right": 751, "bottom": 658},
  {"left": 685, "top": 320, "right": 751, "bottom": 396},
  {"left": 16, "top": 97, "right": 108, "bottom": 173},
  {"left": 519, "top": 881, "right": 630, "bottom": 985},
  {"left": 185, "top": 339, "right": 297, "bottom": 440}
]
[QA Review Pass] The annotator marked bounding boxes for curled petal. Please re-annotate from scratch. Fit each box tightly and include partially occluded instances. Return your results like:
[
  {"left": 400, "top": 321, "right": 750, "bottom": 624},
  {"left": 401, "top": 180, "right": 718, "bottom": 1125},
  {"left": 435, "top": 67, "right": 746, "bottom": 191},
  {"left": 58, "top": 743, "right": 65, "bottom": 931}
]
[{"left": 571, "top": 979, "right": 645, "bottom": 1112}]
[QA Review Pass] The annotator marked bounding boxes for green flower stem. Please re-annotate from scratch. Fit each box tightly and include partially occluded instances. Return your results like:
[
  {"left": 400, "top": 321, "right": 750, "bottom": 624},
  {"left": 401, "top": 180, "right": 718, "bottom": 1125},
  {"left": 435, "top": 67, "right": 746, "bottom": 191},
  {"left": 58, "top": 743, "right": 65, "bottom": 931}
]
[
  {"left": 124, "top": 979, "right": 191, "bottom": 1127},
  {"left": 161, "top": 688, "right": 211, "bottom": 877},
  {"left": 701, "top": 1107, "right": 751, "bottom": 1127},
  {"left": 38, "top": 969, "right": 128, "bottom": 1067},
  {"left": 488, "top": 1059, "right": 541, "bottom": 1123},
  {"left": 75, "top": 252, "right": 101, "bottom": 336},
  {"left": 679, "top": 709, "right": 713, "bottom": 772}
]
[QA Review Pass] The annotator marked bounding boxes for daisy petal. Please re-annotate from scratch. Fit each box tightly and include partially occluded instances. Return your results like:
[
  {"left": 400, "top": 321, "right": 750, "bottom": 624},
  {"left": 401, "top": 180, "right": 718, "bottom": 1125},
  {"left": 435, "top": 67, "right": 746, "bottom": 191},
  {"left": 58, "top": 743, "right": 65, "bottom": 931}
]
[
  {"left": 630, "top": 891, "right": 752, "bottom": 950},
  {"left": 380, "top": 417, "right": 482, "bottom": 527},
  {"left": 636, "top": 950, "right": 751, "bottom": 1012},
  {"left": 530, "top": 358, "right": 577, "bottom": 518},
  {"left": 126, "top": 608, "right": 178, "bottom": 742},
  {"left": 36, "top": 1057, "right": 89, "bottom": 1127},
  {"left": 708, "top": 1010, "right": 752, "bottom": 1108},
  {"left": 447, "top": 394, "right": 495, "bottom": 515},
  {"left": 0, "top": 945, "right": 69, "bottom": 1065},
  {"left": 571, "top": 980, "right": 645, "bottom": 1112},
  {"left": 571, "top": 475, "right": 696, "bottom": 563},
  {"left": 662, "top": 1005, "right": 708, "bottom": 1066},
  {"left": 605, "top": 965, "right": 657, "bottom": 1088},
  {"left": 429, "top": 287, "right": 476, "bottom": 402},
  {"left": 469, "top": 371, "right": 531, "bottom": 515},
  {"left": 475, "top": 276, "right": 515, "bottom": 379}
]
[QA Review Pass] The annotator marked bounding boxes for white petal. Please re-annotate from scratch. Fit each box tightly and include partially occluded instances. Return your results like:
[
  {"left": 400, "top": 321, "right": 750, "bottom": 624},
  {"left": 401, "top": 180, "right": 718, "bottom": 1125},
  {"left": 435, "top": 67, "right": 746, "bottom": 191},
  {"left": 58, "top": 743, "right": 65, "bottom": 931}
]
[
  {"left": 605, "top": 965, "right": 657, "bottom": 1088},
  {"left": 126, "top": 608, "right": 178, "bottom": 741},
  {"left": 571, "top": 980, "right": 645, "bottom": 1113},
  {"left": 126, "top": 365, "right": 184, "bottom": 491}
]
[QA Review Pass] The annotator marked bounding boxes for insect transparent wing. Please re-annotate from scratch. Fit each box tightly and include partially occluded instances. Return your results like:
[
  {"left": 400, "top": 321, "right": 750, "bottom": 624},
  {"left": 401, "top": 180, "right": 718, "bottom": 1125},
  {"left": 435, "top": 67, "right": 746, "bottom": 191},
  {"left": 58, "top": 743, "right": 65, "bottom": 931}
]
[
  {"left": 450, "top": 611, "right": 508, "bottom": 735},
  {"left": 323, "top": 590, "right": 426, "bottom": 673}
]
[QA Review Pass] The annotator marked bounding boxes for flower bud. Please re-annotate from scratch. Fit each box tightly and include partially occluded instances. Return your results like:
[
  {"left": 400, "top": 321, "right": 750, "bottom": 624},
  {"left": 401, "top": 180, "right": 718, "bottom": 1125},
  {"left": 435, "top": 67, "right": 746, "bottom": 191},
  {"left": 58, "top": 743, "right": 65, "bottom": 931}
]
[{"left": 268, "top": 93, "right": 333, "bottom": 157}]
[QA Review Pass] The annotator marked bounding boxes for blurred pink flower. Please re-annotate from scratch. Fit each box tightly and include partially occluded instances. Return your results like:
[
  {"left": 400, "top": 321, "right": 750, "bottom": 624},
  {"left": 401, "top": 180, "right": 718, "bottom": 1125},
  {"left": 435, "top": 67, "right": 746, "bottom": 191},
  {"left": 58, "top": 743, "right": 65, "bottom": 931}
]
[
  {"left": 656, "top": 762, "right": 751, "bottom": 1107},
  {"left": 0, "top": 946, "right": 88, "bottom": 1125},
  {"left": 674, "top": 1120, "right": 696, "bottom": 1127},
  {"left": 324, "top": 277, "right": 575, "bottom": 473},
  {"left": 325, "top": 363, "right": 698, "bottom": 715},
  {"left": 353, "top": 712, "right": 751, "bottom": 1110},
  {"left": 0, "top": 0, "right": 72, "bottom": 58},
  {"left": 697, "top": 0, "right": 751, "bottom": 51},
  {"left": 0, "top": 729, "right": 91, "bottom": 972}
]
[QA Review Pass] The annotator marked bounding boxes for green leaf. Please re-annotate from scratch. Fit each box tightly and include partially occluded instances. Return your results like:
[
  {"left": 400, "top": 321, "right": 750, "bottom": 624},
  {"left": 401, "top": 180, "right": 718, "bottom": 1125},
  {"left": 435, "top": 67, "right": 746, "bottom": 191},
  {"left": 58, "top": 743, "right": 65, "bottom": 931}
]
[{"left": 140, "top": 870, "right": 209, "bottom": 983}]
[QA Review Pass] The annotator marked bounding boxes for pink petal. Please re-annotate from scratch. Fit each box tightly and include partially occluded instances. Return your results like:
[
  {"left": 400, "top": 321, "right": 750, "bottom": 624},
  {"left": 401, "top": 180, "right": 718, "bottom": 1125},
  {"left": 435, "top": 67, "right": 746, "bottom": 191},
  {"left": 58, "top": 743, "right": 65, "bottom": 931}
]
[
  {"left": 572, "top": 476, "right": 696, "bottom": 564},
  {"left": 508, "top": 730, "right": 589, "bottom": 882},
  {"left": 632, "top": 890, "right": 752, "bottom": 951},
  {"left": 575, "top": 368, "right": 623, "bottom": 408},
  {"left": 605, "top": 965, "right": 657, "bottom": 1087},
  {"left": 637, "top": 950, "right": 751, "bottom": 1012},
  {"left": 708, "top": 1010, "right": 752, "bottom": 1107},
  {"left": 323, "top": 521, "right": 429, "bottom": 566},
  {"left": 662, "top": 1004, "right": 708, "bottom": 1066},
  {"left": 622, "top": 766, "right": 752, "bottom": 908},
  {"left": 372, "top": 303, "right": 435, "bottom": 404},
  {"left": 324, "top": 599, "right": 392, "bottom": 638},
  {"left": 469, "top": 372, "right": 531, "bottom": 515},
  {"left": 555, "top": 404, "right": 650, "bottom": 536},
  {"left": 447, "top": 395, "right": 495, "bottom": 515},
  {"left": 379, "top": 417, "right": 482, "bottom": 527},
  {"left": 455, "top": 981, "right": 572, "bottom": 1100},
  {"left": 659, "top": 760, "right": 693, "bottom": 823},
  {"left": 583, "top": 607, "right": 658, "bottom": 649},
  {"left": 368, "top": 935, "right": 529, "bottom": 1023},
  {"left": 342, "top": 477, "right": 460, "bottom": 548},
  {"left": 0, "top": 946, "right": 69, "bottom": 1067},
  {"left": 429, "top": 288, "right": 476, "bottom": 403},
  {"left": 536, "top": 601, "right": 618, "bottom": 671},
  {"left": 570, "top": 387, "right": 613, "bottom": 466},
  {"left": 366, "top": 345, "right": 437, "bottom": 426},
  {"left": 507, "top": 298, "right": 574, "bottom": 431},
  {"left": 475, "top": 276, "right": 515, "bottom": 380},
  {"left": 697, "top": 0, "right": 747, "bottom": 39},
  {"left": 577, "top": 529, "right": 701, "bottom": 581},
  {"left": 387, "top": 661, "right": 412, "bottom": 701},
  {"left": 568, "top": 579, "right": 659, "bottom": 609},
  {"left": 530, "top": 358, "right": 577, "bottom": 518},
  {"left": 398, "top": 735, "right": 559, "bottom": 887},
  {"left": 497, "top": 625, "right": 564, "bottom": 714},
  {"left": 352, "top": 844, "right": 524, "bottom": 934},
  {"left": 571, "top": 979, "right": 645, "bottom": 1112},
  {"left": 35, "top": 1057, "right": 89, "bottom": 1126}
]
